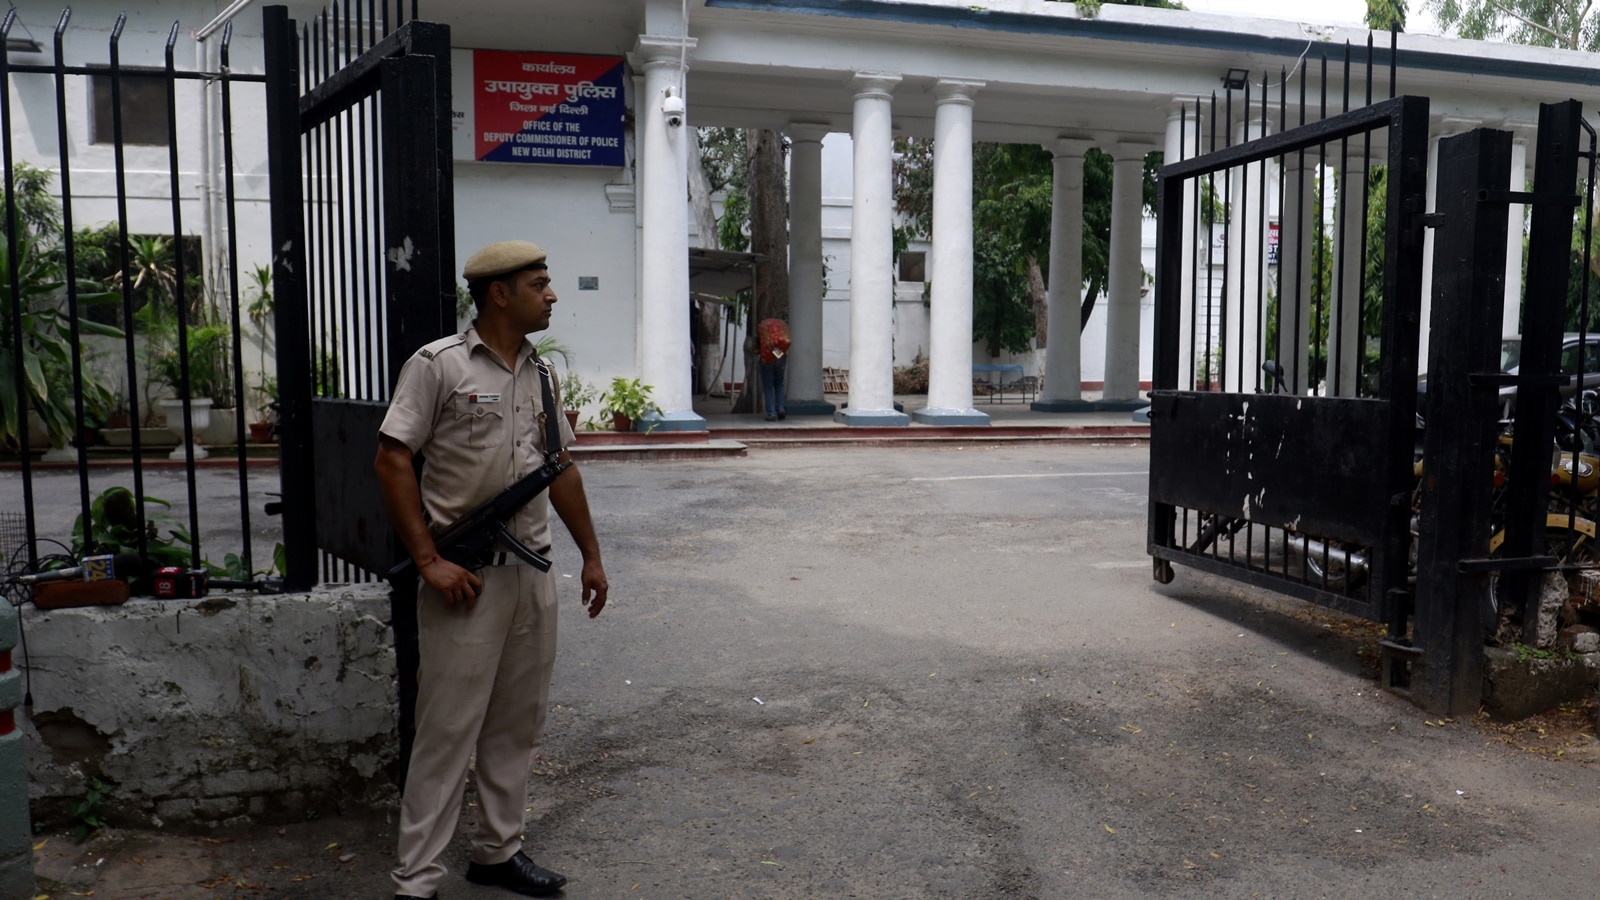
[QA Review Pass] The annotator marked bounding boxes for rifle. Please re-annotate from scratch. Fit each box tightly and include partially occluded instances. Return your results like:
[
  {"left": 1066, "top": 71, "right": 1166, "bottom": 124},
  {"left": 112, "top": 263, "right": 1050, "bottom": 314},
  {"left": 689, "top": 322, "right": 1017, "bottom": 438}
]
[
  {"left": 387, "top": 354, "right": 571, "bottom": 584},
  {"left": 386, "top": 457, "right": 572, "bottom": 582}
]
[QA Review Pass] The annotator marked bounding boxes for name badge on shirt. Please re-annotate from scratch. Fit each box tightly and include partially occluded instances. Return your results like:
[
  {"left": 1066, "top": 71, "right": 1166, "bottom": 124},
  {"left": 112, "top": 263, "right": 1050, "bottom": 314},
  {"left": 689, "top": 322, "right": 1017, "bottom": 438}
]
[{"left": 467, "top": 393, "right": 502, "bottom": 404}]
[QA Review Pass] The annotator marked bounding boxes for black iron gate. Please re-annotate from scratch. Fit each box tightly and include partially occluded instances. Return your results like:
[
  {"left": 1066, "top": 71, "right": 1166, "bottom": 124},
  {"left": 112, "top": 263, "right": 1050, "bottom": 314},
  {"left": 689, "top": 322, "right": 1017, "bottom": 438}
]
[
  {"left": 1149, "top": 93, "right": 1430, "bottom": 624},
  {"left": 1148, "top": 87, "right": 1589, "bottom": 715},
  {"left": 262, "top": 1, "right": 453, "bottom": 774}
]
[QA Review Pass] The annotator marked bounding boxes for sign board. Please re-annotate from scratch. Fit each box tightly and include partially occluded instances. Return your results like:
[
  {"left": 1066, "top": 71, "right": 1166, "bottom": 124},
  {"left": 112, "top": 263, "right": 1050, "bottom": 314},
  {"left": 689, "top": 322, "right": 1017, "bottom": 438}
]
[
  {"left": 1267, "top": 220, "right": 1280, "bottom": 266},
  {"left": 451, "top": 49, "right": 626, "bottom": 167}
]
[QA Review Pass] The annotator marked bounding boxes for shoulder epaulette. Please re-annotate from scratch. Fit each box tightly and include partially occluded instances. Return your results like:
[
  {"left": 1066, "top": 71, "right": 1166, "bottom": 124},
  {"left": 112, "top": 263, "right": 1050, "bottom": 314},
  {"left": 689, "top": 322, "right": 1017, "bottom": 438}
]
[{"left": 416, "top": 333, "right": 467, "bottom": 361}]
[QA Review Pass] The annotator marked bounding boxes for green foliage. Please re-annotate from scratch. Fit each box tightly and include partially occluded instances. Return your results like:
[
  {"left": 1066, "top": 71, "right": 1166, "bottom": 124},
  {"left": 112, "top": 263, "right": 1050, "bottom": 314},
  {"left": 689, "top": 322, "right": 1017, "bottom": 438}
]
[
  {"left": 534, "top": 335, "right": 572, "bottom": 369},
  {"left": 1429, "top": 0, "right": 1597, "bottom": 50},
  {"left": 148, "top": 322, "right": 231, "bottom": 401},
  {"left": 0, "top": 237, "right": 124, "bottom": 449},
  {"left": 254, "top": 374, "right": 278, "bottom": 421},
  {"left": 890, "top": 136, "right": 1161, "bottom": 352},
  {"left": 70, "top": 778, "right": 110, "bottom": 842},
  {"left": 700, "top": 127, "right": 751, "bottom": 253},
  {"left": 4, "top": 162, "right": 62, "bottom": 244},
  {"left": 601, "top": 376, "right": 661, "bottom": 422},
  {"left": 1366, "top": 0, "right": 1407, "bottom": 31},
  {"left": 313, "top": 344, "right": 342, "bottom": 398},
  {"left": 1512, "top": 642, "right": 1577, "bottom": 662},
  {"left": 219, "top": 542, "right": 284, "bottom": 580},
  {"left": 72, "top": 485, "right": 196, "bottom": 571},
  {"left": 559, "top": 371, "right": 600, "bottom": 410},
  {"left": 973, "top": 226, "right": 1039, "bottom": 356}
]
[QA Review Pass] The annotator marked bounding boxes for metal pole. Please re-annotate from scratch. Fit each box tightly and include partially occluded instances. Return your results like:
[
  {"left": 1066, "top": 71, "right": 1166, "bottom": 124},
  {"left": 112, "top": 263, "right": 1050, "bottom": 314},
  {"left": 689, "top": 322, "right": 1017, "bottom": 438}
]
[
  {"left": 263, "top": 5, "right": 318, "bottom": 590},
  {"left": 1411, "top": 127, "right": 1513, "bottom": 716}
]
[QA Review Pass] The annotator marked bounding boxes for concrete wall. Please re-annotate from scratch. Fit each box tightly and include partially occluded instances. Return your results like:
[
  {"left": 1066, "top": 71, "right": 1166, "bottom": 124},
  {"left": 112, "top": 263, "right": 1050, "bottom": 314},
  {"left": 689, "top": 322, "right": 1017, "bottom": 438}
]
[
  {"left": 0, "top": 598, "right": 34, "bottom": 900},
  {"left": 20, "top": 587, "right": 397, "bottom": 829}
]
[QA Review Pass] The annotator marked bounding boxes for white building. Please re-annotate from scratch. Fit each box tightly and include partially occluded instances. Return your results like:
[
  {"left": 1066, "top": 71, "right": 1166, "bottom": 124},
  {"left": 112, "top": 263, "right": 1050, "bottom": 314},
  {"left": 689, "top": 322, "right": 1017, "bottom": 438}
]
[{"left": 6, "top": 0, "right": 1598, "bottom": 428}]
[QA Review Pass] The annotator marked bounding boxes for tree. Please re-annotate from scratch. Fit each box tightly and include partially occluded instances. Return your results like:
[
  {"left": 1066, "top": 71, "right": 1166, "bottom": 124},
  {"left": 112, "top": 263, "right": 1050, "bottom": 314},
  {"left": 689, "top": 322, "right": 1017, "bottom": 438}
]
[
  {"left": 1428, "top": 0, "right": 1600, "bottom": 50},
  {"left": 1366, "top": 0, "right": 1406, "bottom": 31},
  {"left": 891, "top": 139, "right": 1159, "bottom": 356},
  {"left": 734, "top": 128, "right": 790, "bottom": 413}
]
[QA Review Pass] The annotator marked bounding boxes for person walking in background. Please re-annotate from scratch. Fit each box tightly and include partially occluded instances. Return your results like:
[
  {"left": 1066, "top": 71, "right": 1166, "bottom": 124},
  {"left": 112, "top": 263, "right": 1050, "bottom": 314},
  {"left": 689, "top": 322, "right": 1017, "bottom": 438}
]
[{"left": 757, "top": 316, "right": 790, "bottom": 421}]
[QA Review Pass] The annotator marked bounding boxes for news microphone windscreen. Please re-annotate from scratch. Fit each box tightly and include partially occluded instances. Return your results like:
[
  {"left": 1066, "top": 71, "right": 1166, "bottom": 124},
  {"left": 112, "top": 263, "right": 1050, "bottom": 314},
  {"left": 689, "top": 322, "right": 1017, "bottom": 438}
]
[{"left": 111, "top": 553, "right": 147, "bottom": 580}]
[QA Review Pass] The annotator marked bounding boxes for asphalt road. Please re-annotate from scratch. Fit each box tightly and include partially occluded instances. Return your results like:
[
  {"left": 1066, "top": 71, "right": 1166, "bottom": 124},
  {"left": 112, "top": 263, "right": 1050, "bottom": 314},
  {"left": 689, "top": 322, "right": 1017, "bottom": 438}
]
[{"left": 20, "top": 444, "right": 1600, "bottom": 899}]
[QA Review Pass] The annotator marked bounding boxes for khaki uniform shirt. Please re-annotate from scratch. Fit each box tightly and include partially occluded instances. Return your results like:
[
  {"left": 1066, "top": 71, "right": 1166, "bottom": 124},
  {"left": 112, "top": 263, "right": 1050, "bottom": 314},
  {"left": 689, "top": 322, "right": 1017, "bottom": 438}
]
[{"left": 379, "top": 326, "right": 577, "bottom": 553}]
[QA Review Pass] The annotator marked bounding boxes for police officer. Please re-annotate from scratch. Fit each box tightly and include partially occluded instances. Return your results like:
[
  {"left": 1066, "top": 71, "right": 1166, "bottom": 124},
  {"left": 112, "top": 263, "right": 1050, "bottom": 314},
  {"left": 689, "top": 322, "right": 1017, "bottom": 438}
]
[{"left": 376, "top": 240, "right": 608, "bottom": 899}]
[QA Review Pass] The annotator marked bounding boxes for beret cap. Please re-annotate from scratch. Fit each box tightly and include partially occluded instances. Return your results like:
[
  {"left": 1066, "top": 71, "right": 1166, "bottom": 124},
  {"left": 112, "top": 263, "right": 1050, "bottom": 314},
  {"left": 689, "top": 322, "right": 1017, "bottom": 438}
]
[{"left": 463, "top": 240, "right": 547, "bottom": 280}]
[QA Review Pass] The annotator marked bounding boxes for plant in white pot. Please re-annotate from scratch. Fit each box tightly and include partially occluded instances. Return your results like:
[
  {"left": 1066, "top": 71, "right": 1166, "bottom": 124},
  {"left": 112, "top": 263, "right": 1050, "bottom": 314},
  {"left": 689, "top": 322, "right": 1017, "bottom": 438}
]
[{"left": 151, "top": 324, "right": 229, "bottom": 460}]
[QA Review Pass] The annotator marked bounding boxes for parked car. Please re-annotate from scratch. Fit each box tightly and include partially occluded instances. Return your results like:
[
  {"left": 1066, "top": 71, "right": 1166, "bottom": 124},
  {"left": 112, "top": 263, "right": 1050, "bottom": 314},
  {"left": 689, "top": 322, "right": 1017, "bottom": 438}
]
[{"left": 1418, "top": 333, "right": 1600, "bottom": 420}]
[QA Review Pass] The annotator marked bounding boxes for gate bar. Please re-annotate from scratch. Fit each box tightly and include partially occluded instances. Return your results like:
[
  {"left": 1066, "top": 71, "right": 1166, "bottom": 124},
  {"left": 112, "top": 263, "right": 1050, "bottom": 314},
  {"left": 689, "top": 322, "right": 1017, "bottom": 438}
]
[
  {"left": 1502, "top": 101, "right": 1582, "bottom": 646},
  {"left": 264, "top": 5, "right": 317, "bottom": 590},
  {"left": 1410, "top": 127, "right": 1513, "bottom": 716}
]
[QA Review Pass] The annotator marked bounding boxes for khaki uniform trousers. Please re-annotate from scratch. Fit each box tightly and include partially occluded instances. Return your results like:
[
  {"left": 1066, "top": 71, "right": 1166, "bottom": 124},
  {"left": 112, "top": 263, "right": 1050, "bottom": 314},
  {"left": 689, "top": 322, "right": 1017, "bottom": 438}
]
[{"left": 392, "top": 564, "right": 559, "bottom": 897}]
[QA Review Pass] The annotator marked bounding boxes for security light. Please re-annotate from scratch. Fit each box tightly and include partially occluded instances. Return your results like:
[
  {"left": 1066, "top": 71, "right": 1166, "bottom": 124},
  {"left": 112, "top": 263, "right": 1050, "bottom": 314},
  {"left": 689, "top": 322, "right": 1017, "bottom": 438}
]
[{"left": 1222, "top": 67, "right": 1250, "bottom": 91}]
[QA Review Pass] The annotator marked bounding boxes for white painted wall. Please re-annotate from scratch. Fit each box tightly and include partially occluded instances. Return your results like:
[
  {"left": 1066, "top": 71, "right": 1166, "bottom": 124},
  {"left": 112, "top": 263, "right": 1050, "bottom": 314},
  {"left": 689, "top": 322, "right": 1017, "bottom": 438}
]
[{"left": 452, "top": 163, "right": 638, "bottom": 412}]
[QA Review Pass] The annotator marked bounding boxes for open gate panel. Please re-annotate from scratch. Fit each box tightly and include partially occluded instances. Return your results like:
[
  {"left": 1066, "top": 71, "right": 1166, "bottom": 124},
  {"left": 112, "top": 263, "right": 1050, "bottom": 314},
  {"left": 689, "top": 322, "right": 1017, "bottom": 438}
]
[{"left": 1148, "top": 391, "right": 1394, "bottom": 620}]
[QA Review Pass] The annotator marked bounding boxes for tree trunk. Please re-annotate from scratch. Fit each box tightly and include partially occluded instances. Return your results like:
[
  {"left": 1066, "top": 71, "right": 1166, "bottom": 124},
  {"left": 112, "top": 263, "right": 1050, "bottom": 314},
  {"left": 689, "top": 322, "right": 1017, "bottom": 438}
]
[
  {"left": 1080, "top": 275, "right": 1103, "bottom": 332},
  {"left": 687, "top": 128, "right": 720, "bottom": 251},
  {"left": 687, "top": 128, "right": 724, "bottom": 394},
  {"left": 732, "top": 129, "right": 790, "bottom": 413},
  {"left": 1027, "top": 254, "right": 1047, "bottom": 349},
  {"left": 750, "top": 128, "right": 790, "bottom": 320}
]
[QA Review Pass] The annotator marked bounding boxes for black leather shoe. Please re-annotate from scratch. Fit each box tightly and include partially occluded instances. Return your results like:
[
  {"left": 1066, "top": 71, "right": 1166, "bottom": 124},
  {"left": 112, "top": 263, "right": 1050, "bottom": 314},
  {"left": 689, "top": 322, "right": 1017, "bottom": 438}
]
[{"left": 465, "top": 851, "right": 567, "bottom": 896}]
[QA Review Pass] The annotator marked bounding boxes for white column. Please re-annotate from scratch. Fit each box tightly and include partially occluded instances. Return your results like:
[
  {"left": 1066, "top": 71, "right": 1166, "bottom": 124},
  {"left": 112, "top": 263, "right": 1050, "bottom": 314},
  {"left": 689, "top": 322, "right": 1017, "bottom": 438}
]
[
  {"left": 916, "top": 79, "right": 988, "bottom": 426},
  {"left": 1419, "top": 117, "right": 1479, "bottom": 374},
  {"left": 631, "top": 35, "right": 704, "bottom": 430},
  {"left": 1165, "top": 101, "right": 1200, "bottom": 393},
  {"left": 786, "top": 124, "right": 831, "bottom": 414},
  {"left": 836, "top": 72, "right": 908, "bottom": 426},
  {"left": 1277, "top": 156, "right": 1317, "bottom": 394},
  {"left": 1504, "top": 132, "right": 1530, "bottom": 337},
  {"left": 1102, "top": 144, "right": 1149, "bottom": 405},
  {"left": 1037, "top": 138, "right": 1093, "bottom": 408},
  {"left": 1222, "top": 119, "right": 1271, "bottom": 394},
  {"left": 1328, "top": 165, "right": 1366, "bottom": 397}
]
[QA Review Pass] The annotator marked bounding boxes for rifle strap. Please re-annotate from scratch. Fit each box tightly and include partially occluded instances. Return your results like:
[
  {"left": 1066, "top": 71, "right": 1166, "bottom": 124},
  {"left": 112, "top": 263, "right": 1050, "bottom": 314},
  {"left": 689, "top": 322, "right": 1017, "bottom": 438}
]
[{"left": 536, "top": 354, "right": 563, "bottom": 461}]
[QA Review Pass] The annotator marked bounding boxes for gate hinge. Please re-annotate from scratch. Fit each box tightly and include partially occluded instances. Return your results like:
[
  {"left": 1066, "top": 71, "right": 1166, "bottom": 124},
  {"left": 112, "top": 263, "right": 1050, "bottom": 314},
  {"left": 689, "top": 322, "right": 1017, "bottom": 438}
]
[{"left": 1419, "top": 212, "right": 1445, "bottom": 228}]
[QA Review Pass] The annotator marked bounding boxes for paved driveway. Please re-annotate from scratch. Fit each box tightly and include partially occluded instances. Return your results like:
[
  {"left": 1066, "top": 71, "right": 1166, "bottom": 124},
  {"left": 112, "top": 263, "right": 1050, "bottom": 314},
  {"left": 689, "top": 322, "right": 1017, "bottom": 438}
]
[{"left": 26, "top": 444, "right": 1600, "bottom": 898}]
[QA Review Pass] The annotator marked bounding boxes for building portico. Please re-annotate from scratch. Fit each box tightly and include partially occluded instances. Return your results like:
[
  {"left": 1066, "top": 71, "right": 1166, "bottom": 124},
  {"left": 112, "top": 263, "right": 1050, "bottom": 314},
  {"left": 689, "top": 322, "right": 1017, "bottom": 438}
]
[{"left": 60, "top": 0, "right": 1596, "bottom": 431}]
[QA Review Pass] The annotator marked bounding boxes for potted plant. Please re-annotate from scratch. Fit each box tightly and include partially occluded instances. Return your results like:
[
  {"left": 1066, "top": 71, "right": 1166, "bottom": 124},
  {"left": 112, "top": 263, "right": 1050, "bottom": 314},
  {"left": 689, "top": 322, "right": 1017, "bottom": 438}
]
[
  {"left": 245, "top": 265, "right": 275, "bottom": 443},
  {"left": 104, "top": 381, "right": 131, "bottom": 430},
  {"left": 250, "top": 374, "right": 277, "bottom": 443},
  {"left": 559, "top": 372, "right": 599, "bottom": 432},
  {"left": 150, "top": 323, "right": 229, "bottom": 460},
  {"left": 600, "top": 376, "right": 660, "bottom": 433}
]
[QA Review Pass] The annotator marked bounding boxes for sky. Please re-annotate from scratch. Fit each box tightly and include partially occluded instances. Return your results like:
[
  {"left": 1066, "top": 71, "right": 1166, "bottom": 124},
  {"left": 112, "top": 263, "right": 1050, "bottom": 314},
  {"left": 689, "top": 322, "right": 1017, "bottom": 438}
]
[{"left": 1180, "top": 0, "right": 1444, "bottom": 34}]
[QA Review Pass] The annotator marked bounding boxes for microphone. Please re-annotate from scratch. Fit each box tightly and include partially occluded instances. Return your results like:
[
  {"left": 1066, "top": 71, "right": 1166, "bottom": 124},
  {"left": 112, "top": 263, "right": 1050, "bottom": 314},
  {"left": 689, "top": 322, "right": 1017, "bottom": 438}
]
[{"left": 15, "top": 553, "right": 144, "bottom": 585}]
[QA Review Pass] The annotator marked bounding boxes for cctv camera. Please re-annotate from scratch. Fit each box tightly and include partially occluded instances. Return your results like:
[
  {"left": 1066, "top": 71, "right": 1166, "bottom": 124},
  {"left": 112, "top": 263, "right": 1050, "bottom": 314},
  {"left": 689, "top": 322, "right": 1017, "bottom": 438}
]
[{"left": 662, "top": 94, "right": 685, "bottom": 127}]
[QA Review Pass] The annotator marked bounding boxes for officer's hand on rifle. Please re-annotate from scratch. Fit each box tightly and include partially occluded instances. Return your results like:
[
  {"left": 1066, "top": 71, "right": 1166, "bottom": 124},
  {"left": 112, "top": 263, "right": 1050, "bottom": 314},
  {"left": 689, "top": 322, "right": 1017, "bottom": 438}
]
[{"left": 419, "top": 554, "right": 482, "bottom": 611}]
